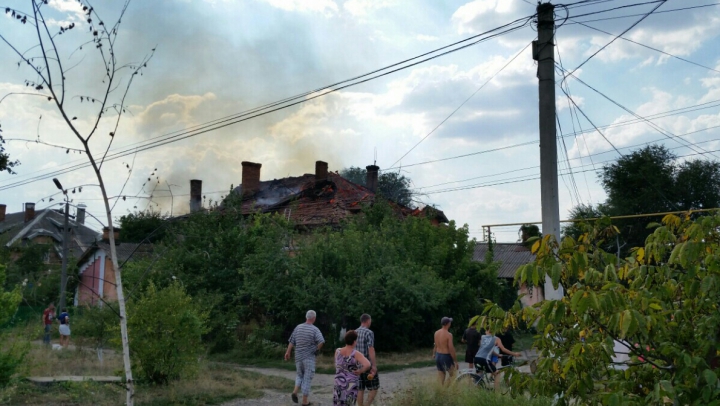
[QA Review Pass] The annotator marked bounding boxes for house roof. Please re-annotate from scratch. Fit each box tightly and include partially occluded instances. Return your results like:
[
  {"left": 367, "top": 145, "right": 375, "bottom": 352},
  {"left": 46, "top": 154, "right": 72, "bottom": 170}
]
[
  {"left": 229, "top": 172, "right": 448, "bottom": 228},
  {"left": 473, "top": 242, "right": 535, "bottom": 279},
  {"left": 1, "top": 209, "right": 100, "bottom": 258},
  {"left": 77, "top": 241, "right": 153, "bottom": 269}
]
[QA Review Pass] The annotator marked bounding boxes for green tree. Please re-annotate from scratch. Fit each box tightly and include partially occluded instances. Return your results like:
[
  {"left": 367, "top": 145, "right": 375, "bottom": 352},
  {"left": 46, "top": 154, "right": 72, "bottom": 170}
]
[
  {"left": 675, "top": 160, "right": 720, "bottom": 210},
  {"left": 340, "top": 167, "right": 414, "bottom": 207},
  {"left": 570, "top": 145, "right": 720, "bottom": 256},
  {"left": 118, "top": 210, "right": 168, "bottom": 243},
  {"left": 121, "top": 195, "right": 292, "bottom": 351},
  {"left": 126, "top": 282, "right": 208, "bottom": 385},
  {"left": 0, "top": 126, "right": 19, "bottom": 174},
  {"left": 499, "top": 213, "right": 720, "bottom": 405}
]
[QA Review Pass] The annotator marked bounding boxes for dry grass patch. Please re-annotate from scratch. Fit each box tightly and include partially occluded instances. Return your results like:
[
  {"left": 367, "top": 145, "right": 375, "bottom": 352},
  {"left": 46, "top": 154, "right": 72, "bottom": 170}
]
[
  {"left": 390, "top": 377, "right": 553, "bottom": 406},
  {"left": 1, "top": 346, "right": 294, "bottom": 405},
  {"left": 22, "top": 345, "right": 122, "bottom": 378}
]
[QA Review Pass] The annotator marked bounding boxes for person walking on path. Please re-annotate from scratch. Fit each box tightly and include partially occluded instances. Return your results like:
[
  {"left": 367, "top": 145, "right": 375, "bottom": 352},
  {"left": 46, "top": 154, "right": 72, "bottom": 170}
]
[
  {"left": 285, "top": 310, "right": 325, "bottom": 405},
  {"left": 474, "top": 327, "right": 521, "bottom": 391},
  {"left": 42, "top": 303, "right": 55, "bottom": 345},
  {"left": 432, "top": 317, "right": 458, "bottom": 385},
  {"left": 58, "top": 308, "right": 71, "bottom": 348},
  {"left": 333, "top": 330, "right": 371, "bottom": 406},
  {"left": 355, "top": 314, "right": 378, "bottom": 406},
  {"left": 461, "top": 324, "right": 480, "bottom": 369}
]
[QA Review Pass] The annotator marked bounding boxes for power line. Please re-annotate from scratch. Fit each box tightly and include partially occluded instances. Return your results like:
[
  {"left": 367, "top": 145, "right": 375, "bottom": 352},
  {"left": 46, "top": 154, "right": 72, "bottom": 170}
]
[
  {"left": 0, "top": 15, "right": 535, "bottom": 192},
  {"left": 559, "top": 65, "right": 720, "bottom": 160},
  {"left": 565, "top": 2, "right": 720, "bottom": 25},
  {"left": 562, "top": 0, "right": 666, "bottom": 80},
  {"left": 414, "top": 134, "right": 720, "bottom": 191},
  {"left": 389, "top": 40, "right": 533, "bottom": 168},
  {"left": 572, "top": 21, "right": 720, "bottom": 74},
  {"left": 421, "top": 147, "right": 720, "bottom": 195}
]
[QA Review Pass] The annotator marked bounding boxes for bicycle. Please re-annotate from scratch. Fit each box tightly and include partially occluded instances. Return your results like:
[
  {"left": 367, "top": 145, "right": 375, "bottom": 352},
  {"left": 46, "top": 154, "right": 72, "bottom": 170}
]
[{"left": 455, "top": 354, "right": 529, "bottom": 389}]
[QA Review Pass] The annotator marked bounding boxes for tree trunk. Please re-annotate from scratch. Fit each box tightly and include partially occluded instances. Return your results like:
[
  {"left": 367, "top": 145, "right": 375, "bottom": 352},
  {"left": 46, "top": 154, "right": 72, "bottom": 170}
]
[{"left": 94, "top": 164, "right": 134, "bottom": 405}]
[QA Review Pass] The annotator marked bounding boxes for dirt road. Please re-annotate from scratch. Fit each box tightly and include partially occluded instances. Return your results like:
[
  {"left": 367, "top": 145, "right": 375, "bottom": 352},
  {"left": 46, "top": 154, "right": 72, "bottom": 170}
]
[{"left": 221, "top": 365, "right": 438, "bottom": 406}]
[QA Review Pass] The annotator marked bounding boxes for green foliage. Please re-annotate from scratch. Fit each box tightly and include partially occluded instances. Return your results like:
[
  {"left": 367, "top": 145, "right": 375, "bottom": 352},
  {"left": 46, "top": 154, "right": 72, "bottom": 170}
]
[
  {"left": 575, "top": 145, "right": 720, "bottom": 255},
  {"left": 340, "top": 166, "right": 414, "bottom": 207},
  {"left": 3, "top": 244, "right": 63, "bottom": 307},
  {"left": 257, "top": 200, "right": 496, "bottom": 350},
  {"left": 72, "top": 305, "right": 119, "bottom": 353},
  {"left": 501, "top": 213, "right": 720, "bottom": 405},
  {"left": 0, "top": 262, "right": 22, "bottom": 327},
  {"left": 122, "top": 199, "right": 292, "bottom": 350},
  {"left": 126, "top": 282, "right": 208, "bottom": 385},
  {"left": 118, "top": 210, "right": 168, "bottom": 243},
  {"left": 0, "top": 261, "right": 27, "bottom": 387},
  {"left": 0, "top": 126, "right": 20, "bottom": 174}
]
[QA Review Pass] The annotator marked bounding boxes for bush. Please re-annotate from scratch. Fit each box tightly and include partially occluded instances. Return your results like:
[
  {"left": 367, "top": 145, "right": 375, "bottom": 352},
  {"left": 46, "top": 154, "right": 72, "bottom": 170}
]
[
  {"left": 127, "top": 282, "right": 208, "bottom": 385},
  {"left": 72, "top": 305, "right": 119, "bottom": 363},
  {"left": 0, "top": 261, "right": 26, "bottom": 387}
]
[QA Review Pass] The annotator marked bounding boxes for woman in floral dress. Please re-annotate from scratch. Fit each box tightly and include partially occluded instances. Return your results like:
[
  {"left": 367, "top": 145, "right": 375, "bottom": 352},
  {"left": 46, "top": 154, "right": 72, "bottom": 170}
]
[{"left": 334, "top": 330, "right": 371, "bottom": 406}]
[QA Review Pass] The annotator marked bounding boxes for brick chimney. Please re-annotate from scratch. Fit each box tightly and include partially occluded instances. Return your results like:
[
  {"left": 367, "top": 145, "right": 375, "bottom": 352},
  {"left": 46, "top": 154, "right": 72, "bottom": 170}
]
[
  {"left": 0, "top": 204, "right": 5, "bottom": 222},
  {"left": 315, "top": 161, "right": 328, "bottom": 183},
  {"left": 24, "top": 202, "right": 36, "bottom": 222},
  {"left": 366, "top": 165, "right": 379, "bottom": 193},
  {"left": 102, "top": 227, "right": 120, "bottom": 244},
  {"left": 190, "top": 179, "right": 202, "bottom": 212},
  {"left": 241, "top": 161, "right": 262, "bottom": 197}
]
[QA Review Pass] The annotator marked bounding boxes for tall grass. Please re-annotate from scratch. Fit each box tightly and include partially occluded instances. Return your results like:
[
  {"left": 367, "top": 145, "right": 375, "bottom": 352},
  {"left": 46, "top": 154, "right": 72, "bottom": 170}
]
[{"left": 390, "top": 378, "right": 552, "bottom": 406}]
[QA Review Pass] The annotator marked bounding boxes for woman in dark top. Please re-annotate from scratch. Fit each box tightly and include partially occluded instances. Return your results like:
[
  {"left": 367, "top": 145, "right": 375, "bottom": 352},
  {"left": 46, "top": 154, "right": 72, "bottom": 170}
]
[
  {"left": 497, "top": 329, "right": 516, "bottom": 366},
  {"left": 461, "top": 326, "right": 480, "bottom": 369}
]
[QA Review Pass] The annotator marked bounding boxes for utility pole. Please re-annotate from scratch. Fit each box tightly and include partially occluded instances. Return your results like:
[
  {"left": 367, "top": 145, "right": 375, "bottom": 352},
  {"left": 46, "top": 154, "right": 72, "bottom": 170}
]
[
  {"left": 59, "top": 201, "right": 69, "bottom": 310},
  {"left": 534, "top": 2, "right": 563, "bottom": 300},
  {"left": 53, "top": 178, "right": 70, "bottom": 310}
]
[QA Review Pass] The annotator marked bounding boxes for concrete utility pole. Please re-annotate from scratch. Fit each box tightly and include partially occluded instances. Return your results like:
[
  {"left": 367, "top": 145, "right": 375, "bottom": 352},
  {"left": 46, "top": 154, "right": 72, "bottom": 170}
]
[
  {"left": 534, "top": 2, "right": 563, "bottom": 300},
  {"left": 53, "top": 178, "right": 70, "bottom": 310},
  {"left": 59, "top": 201, "right": 69, "bottom": 310}
]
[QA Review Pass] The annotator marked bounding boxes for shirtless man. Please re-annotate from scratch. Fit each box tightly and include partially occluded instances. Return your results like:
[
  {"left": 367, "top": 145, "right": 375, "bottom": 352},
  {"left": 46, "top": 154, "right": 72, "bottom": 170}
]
[{"left": 432, "top": 317, "right": 457, "bottom": 385}]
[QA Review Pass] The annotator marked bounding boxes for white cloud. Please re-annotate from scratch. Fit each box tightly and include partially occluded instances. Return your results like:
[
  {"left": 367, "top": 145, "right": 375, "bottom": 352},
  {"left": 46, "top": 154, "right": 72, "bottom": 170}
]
[
  {"left": 343, "top": 0, "right": 393, "bottom": 17},
  {"left": 451, "top": 0, "right": 523, "bottom": 35},
  {"left": 261, "top": 0, "right": 339, "bottom": 15},
  {"left": 416, "top": 34, "right": 439, "bottom": 42}
]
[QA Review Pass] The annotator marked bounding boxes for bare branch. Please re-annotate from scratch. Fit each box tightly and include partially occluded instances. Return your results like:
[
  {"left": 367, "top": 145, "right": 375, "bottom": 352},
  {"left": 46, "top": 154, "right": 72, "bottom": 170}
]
[{"left": 110, "top": 153, "right": 137, "bottom": 212}]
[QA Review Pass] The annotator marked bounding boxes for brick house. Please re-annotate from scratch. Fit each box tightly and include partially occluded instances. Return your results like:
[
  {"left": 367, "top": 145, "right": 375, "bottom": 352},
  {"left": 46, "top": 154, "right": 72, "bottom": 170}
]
[
  {"left": 74, "top": 227, "right": 152, "bottom": 306},
  {"left": 186, "top": 160, "right": 448, "bottom": 228}
]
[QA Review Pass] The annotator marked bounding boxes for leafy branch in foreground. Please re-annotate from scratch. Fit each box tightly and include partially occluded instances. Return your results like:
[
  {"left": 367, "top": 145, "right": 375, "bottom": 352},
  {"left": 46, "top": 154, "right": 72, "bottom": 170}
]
[{"left": 481, "top": 213, "right": 720, "bottom": 405}]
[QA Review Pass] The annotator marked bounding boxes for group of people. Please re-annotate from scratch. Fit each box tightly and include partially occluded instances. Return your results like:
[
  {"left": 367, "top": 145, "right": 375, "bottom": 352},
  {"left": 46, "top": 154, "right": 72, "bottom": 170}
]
[
  {"left": 431, "top": 317, "right": 522, "bottom": 391},
  {"left": 42, "top": 302, "right": 71, "bottom": 348},
  {"left": 284, "top": 311, "right": 379, "bottom": 406}
]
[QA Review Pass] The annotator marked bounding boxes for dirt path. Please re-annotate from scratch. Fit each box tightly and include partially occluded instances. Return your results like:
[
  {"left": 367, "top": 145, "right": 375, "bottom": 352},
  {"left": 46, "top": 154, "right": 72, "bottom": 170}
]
[{"left": 221, "top": 365, "right": 437, "bottom": 406}]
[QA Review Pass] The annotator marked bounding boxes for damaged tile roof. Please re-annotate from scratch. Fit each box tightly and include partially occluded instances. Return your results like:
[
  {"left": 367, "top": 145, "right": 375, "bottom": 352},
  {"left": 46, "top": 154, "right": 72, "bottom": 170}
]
[
  {"left": 473, "top": 242, "right": 535, "bottom": 279},
  {"left": 231, "top": 172, "right": 447, "bottom": 227}
]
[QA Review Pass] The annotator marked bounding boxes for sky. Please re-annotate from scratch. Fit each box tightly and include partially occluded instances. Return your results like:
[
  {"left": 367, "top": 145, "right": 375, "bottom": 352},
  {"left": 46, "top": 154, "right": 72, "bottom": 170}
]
[{"left": 1, "top": 0, "right": 719, "bottom": 242}]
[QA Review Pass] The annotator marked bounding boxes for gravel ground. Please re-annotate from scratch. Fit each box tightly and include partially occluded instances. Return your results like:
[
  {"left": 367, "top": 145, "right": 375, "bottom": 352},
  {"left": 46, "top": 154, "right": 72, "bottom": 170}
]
[{"left": 221, "top": 365, "right": 437, "bottom": 406}]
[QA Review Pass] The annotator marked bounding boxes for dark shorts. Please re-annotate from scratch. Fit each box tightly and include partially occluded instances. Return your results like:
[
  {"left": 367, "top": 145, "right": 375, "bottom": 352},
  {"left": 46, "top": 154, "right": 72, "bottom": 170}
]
[
  {"left": 474, "top": 357, "right": 496, "bottom": 374},
  {"left": 465, "top": 347, "right": 479, "bottom": 363},
  {"left": 436, "top": 353, "right": 454, "bottom": 372},
  {"left": 359, "top": 372, "right": 379, "bottom": 391}
]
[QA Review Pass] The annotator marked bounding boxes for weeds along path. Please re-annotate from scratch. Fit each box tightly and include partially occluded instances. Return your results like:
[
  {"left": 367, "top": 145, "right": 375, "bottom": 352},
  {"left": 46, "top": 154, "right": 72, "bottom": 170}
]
[{"left": 222, "top": 365, "right": 437, "bottom": 406}]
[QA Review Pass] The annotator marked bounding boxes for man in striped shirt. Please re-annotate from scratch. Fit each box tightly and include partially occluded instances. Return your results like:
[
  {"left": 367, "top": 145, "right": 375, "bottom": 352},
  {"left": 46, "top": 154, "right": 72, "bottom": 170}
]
[
  {"left": 356, "top": 314, "right": 378, "bottom": 406},
  {"left": 285, "top": 310, "right": 325, "bottom": 405}
]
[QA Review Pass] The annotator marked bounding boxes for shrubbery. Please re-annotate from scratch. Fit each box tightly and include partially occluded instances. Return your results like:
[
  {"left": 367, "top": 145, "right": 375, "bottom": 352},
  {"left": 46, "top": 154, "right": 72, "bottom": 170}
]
[
  {"left": 0, "top": 261, "right": 27, "bottom": 387},
  {"left": 123, "top": 197, "right": 515, "bottom": 352},
  {"left": 126, "top": 282, "right": 208, "bottom": 385}
]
